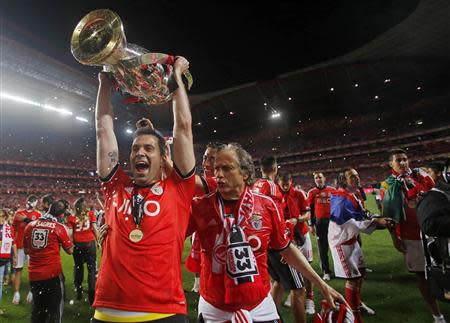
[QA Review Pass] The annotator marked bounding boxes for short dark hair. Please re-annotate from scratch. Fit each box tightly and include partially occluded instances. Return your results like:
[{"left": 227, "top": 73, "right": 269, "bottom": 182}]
[
  {"left": 27, "top": 195, "right": 38, "bottom": 203},
  {"left": 260, "top": 156, "right": 277, "bottom": 174},
  {"left": 218, "top": 143, "right": 255, "bottom": 186},
  {"left": 42, "top": 194, "right": 54, "bottom": 206},
  {"left": 207, "top": 142, "right": 226, "bottom": 150},
  {"left": 133, "top": 127, "right": 166, "bottom": 156},
  {"left": 278, "top": 172, "right": 292, "bottom": 183},
  {"left": 388, "top": 148, "right": 407, "bottom": 161},
  {"left": 427, "top": 162, "right": 444, "bottom": 174},
  {"left": 48, "top": 200, "right": 68, "bottom": 217}
]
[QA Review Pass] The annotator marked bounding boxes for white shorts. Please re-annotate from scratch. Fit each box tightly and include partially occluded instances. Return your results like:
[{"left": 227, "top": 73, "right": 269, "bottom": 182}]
[
  {"left": 198, "top": 293, "right": 279, "bottom": 322},
  {"left": 14, "top": 248, "right": 27, "bottom": 269},
  {"left": 299, "top": 233, "right": 313, "bottom": 263},
  {"left": 331, "top": 241, "right": 365, "bottom": 279},
  {"left": 403, "top": 239, "right": 425, "bottom": 273}
]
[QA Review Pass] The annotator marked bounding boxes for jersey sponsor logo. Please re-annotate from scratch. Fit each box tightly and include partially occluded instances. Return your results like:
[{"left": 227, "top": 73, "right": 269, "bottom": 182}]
[
  {"left": 250, "top": 213, "right": 262, "bottom": 230},
  {"left": 118, "top": 199, "right": 161, "bottom": 217},
  {"left": 31, "top": 228, "right": 49, "bottom": 249}
]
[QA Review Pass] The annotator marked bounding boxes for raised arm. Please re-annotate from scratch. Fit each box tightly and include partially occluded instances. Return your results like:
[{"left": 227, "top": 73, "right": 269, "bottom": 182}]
[
  {"left": 96, "top": 72, "right": 119, "bottom": 178},
  {"left": 171, "top": 57, "right": 195, "bottom": 175}
]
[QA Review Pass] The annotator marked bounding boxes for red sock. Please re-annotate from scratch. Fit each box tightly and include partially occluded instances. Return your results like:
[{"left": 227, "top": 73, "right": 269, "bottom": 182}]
[
  {"left": 307, "top": 289, "right": 314, "bottom": 300},
  {"left": 345, "top": 284, "right": 362, "bottom": 323}
]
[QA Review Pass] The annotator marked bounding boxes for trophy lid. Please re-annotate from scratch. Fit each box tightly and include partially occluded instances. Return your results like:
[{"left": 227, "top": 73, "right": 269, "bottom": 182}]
[{"left": 71, "top": 9, "right": 125, "bottom": 66}]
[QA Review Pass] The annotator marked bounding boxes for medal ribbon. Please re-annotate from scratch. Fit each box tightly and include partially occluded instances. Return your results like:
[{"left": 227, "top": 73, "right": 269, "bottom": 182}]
[{"left": 131, "top": 187, "right": 150, "bottom": 228}]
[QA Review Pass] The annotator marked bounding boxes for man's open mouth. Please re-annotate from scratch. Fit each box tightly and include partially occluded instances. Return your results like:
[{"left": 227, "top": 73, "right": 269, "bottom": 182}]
[{"left": 135, "top": 161, "right": 149, "bottom": 173}]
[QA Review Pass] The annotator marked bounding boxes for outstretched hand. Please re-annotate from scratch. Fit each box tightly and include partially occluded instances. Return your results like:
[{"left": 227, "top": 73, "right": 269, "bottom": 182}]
[{"left": 320, "top": 283, "right": 348, "bottom": 310}]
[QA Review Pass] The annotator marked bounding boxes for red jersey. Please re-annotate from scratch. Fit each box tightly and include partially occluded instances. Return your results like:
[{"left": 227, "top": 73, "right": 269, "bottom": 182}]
[
  {"left": 252, "top": 178, "right": 282, "bottom": 204},
  {"left": 385, "top": 170, "right": 434, "bottom": 240},
  {"left": 307, "top": 186, "right": 336, "bottom": 219},
  {"left": 13, "top": 209, "right": 41, "bottom": 249},
  {"left": 195, "top": 175, "right": 218, "bottom": 196},
  {"left": 94, "top": 165, "right": 195, "bottom": 314},
  {"left": 190, "top": 189, "right": 289, "bottom": 312},
  {"left": 23, "top": 218, "right": 73, "bottom": 281},
  {"left": 280, "top": 187, "right": 309, "bottom": 236},
  {"left": 67, "top": 211, "right": 97, "bottom": 243}
]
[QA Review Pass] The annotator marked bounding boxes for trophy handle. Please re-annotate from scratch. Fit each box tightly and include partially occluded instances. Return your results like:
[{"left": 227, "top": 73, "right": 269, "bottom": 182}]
[{"left": 139, "top": 53, "right": 193, "bottom": 90}]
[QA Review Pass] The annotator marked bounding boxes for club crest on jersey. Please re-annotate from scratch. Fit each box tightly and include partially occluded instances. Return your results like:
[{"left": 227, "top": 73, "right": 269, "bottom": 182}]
[
  {"left": 125, "top": 187, "right": 133, "bottom": 195},
  {"left": 250, "top": 213, "right": 263, "bottom": 230},
  {"left": 151, "top": 183, "right": 163, "bottom": 196}
]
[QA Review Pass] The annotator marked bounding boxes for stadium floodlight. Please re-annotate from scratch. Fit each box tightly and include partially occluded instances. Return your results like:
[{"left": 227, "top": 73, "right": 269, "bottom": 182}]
[
  {"left": 76, "top": 116, "right": 89, "bottom": 123},
  {"left": 0, "top": 92, "right": 73, "bottom": 115},
  {"left": 354, "top": 83, "right": 359, "bottom": 87},
  {"left": 271, "top": 111, "right": 281, "bottom": 119}
]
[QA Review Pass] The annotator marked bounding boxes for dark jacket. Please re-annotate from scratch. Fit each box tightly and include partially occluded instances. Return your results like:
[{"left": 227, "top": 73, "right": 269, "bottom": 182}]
[{"left": 417, "top": 181, "right": 450, "bottom": 237}]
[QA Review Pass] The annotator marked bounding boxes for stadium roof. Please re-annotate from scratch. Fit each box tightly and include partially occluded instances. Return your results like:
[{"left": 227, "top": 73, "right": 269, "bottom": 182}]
[{"left": 1, "top": 0, "right": 449, "bottom": 136}]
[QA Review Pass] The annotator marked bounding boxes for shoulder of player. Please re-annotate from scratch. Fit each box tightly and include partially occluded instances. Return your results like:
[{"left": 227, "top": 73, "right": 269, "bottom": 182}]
[{"left": 252, "top": 192, "right": 278, "bottom": 207}]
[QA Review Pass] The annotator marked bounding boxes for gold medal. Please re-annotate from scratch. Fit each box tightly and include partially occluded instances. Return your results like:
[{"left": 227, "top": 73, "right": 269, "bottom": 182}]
[{"left": 129, "top": 227, "right": 144, "bottom": 242}]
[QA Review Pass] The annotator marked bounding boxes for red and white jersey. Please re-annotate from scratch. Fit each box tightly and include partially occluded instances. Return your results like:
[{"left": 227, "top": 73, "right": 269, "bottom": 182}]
[
  {"left": 252, "top": 179, "right": 282, "bottom": 204},
  {"left": 294, "top": 188, "right": 310, "bottom": 213},
  {"left": 13, "top": 209, "right": 41, "bottom": 249},
  {"left": 24, "top": 218, "right": 73, "bottom": 281},
  {"left": 195, "top": 175, "right": 218, "bottom": 197},
  {"left": 307, "top": 186, "right": 336, "bottom": 219},
  {"left": 189, "top": 190, "right": 289, "bottom": 312},
  {"left": 94, "top": 165, "right": 195, "bottom": 314},
  {"left": 0, "top": 224, "right": 15, "bottom": 259},
  {"left": 280, "top": 187, "right": 309, "bottom": 236},
  {"left": 67, "top": 211, "right": 97, "bottom": 243}
]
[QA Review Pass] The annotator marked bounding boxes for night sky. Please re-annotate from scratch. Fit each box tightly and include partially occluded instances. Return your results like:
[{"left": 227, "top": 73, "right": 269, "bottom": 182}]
[{"left": 0, "top": 0, "right": 419, "bottom": 94}]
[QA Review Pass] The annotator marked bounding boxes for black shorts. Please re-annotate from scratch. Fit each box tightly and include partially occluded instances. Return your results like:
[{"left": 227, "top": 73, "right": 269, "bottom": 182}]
[{"left": 268, "top": 249, "right": 304, "bottom": 291}]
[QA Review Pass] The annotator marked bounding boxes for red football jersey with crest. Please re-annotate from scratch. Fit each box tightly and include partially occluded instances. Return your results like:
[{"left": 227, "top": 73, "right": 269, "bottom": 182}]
[
  {"left": 307, "top": 186, "right": 336, "bottom": 219},
  {"left": 190, "top": 191, "right": 289, "bottom": 312},
  {"left": 252, "top": 179, "right": 283, "bottom": 204},
  {"left": 94, "top": 165, "right": 195, "bottom": 314},
  {"left": 24, "top": 219, "right": 73, "bottom": 281},
  {"left": 13, "top": 209, "right": 41, "bottom": 249},
  {"left": 67, "top": 211, "right": 97, "bottom": 243}
]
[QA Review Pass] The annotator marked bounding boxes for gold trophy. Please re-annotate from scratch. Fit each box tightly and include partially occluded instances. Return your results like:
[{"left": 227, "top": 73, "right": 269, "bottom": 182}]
[{"left": 71, "top": 9, "right": 193, "bottom": 106}]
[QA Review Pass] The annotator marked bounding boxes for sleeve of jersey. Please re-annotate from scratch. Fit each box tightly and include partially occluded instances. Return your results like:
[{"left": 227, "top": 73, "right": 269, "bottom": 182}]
[
  {"left": 171, "top": 164, "right": 196, "bottom": 201},
  {"left": 298, "top": 191, "right": 310, "bottom": 211},
  {"left": 58, "top": 225, "right": 74, "bottom": 250},
  {"left": 23, "top": 225, "right": 31, "bottom": 250},
  {"left": 99, "top": 164, "right": 130, "bottom": 196},
  {"left": 268, "top": 199, "right": 290, "bottom": 251},
  {"left": 89, "top": 211, "right": 97, "bottom": 224}
]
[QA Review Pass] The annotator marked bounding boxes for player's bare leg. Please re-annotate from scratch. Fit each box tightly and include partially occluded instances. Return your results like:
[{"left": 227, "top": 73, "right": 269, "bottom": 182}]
[
  {"left": 291, "top": 288, "right": 307, "bottom": 323},
  {"left": 12, "top": 268, "right": 22, "bottom": 304},
  {"left": 271, "top": 281, "right": 285, "bottom": 307}
]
